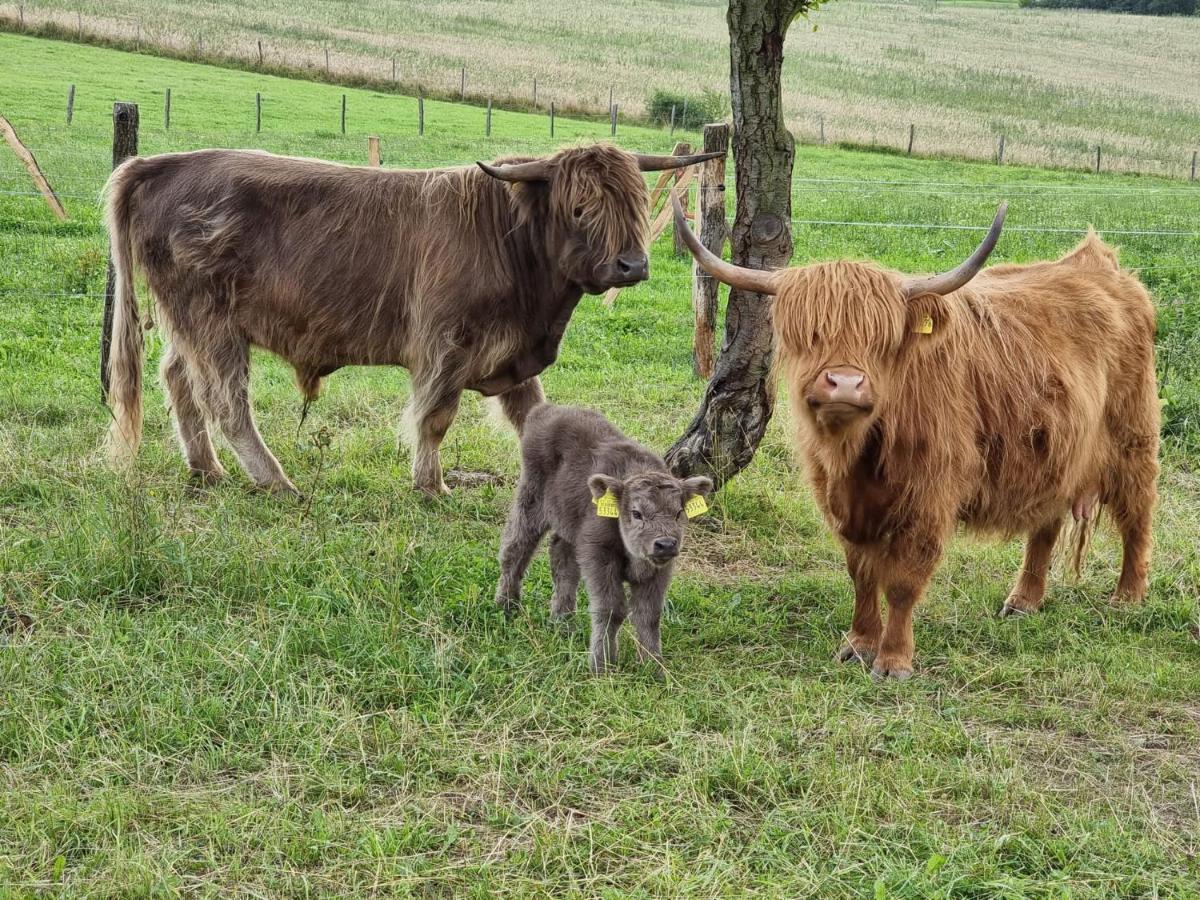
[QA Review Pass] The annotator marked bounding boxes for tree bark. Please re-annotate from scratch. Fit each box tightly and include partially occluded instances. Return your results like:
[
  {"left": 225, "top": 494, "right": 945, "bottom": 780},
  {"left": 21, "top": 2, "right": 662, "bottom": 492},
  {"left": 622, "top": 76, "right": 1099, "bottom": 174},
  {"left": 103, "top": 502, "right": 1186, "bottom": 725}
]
[{"left": 666, "top": 0, "right": 804, "bottom": 486}]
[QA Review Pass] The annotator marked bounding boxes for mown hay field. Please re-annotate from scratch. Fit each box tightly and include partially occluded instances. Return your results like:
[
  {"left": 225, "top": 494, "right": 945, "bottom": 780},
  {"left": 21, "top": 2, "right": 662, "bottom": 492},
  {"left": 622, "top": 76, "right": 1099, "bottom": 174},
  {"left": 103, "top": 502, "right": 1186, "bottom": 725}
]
[
  {"left": 4, "top": 0, "right": 1200, "bottom": 176},
  {"left": 1, "top": 33, "right": 1199, "bottom": 896}
]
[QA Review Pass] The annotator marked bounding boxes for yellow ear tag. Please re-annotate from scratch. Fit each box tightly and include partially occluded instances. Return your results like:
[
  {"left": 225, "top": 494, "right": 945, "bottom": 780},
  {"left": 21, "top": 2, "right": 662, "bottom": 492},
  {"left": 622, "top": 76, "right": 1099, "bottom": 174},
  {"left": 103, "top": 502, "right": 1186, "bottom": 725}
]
[
  {"left": 913, "top": 315, "right": 934, "bottom": 335},
  {"left": 684, "top": 495, "right": 709, "bottom": 519},
  {"left": 593, "top": 490, "right": 620, "bottom": 518}
]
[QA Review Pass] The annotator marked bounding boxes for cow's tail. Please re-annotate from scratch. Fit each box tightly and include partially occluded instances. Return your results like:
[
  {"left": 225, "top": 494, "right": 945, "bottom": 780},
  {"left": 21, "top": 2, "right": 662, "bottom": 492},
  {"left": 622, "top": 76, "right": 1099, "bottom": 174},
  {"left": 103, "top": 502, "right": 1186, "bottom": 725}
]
[
  {"left": 103, "top": 160, "right": 145, "bottom": 464},
  {"left": 1065, "top": 502, "right": 1102, "bottom": 579}
]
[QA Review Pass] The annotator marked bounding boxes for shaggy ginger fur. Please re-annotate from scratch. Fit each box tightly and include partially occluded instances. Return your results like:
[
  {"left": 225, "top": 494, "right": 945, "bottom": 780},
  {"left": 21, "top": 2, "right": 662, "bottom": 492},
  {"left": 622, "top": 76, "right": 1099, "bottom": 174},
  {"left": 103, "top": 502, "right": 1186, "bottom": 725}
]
[{"left": 774, "top": 233, "right": 1159, "bottom": 679}]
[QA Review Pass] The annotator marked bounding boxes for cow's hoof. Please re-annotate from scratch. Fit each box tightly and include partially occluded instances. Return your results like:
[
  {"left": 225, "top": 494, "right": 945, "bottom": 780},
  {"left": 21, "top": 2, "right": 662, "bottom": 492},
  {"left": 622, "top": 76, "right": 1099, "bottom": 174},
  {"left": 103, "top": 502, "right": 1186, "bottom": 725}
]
[
  {"left": 415, "top": 481, "right": 451, "bottom": 498},
  {"left": 550, "top": 613, "right": 577, "bottom": 634},
  {"left": 1110, "top": 586, "right": 1147, "bottom": 605},
  {"left": 835, "top": 642, "right": 876, "bottom": 665},
  {"left": 266, "top": 481, "right": 302, "bottom": 500},
  {"left": 871, "top": 659, "right": 914, "bottom": 681},
  {"left": 188, "top": 467, "right": 225, "bottom": 487},
  {"left": 999, "top": 598, "right": 1037, "bottom": 618}
]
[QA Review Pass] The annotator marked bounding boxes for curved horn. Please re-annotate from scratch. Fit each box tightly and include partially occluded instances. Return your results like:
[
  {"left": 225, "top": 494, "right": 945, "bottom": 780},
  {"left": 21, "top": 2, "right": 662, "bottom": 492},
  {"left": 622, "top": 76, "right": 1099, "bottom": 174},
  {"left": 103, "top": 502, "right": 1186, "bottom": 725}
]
[
  {"left": 635, "top": 149, "right": 725, "bottom": 172},
  {"left": 903, "top": 202, "right": 1008, "bottom": 299},
  {"left": 476, "top": 159, "right": 552, "bottom": 182},
  {"left": 671, "top": 193, "right": 779, "bottom": 296}
]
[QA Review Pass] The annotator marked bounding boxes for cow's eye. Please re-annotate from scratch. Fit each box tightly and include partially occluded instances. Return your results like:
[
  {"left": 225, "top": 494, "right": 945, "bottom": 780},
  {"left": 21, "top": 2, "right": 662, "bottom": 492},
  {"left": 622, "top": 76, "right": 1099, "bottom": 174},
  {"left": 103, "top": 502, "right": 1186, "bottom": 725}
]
[
  {"left": 631, "top": 509, "right": 643, "bottom": 521},
  {"left": 573, "top": 205, "right": 584, "bottom": 219}
]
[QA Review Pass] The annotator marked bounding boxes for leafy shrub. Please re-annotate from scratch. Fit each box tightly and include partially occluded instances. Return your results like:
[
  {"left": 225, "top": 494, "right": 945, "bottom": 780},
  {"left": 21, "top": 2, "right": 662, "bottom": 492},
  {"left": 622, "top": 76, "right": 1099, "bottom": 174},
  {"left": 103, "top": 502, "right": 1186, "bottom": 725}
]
[
  {"left": 1019, "top": 0, "right": 1196, "bottom": 15},
  {"left": 646, "top": 89, "right": 729, "bottom": 131}
]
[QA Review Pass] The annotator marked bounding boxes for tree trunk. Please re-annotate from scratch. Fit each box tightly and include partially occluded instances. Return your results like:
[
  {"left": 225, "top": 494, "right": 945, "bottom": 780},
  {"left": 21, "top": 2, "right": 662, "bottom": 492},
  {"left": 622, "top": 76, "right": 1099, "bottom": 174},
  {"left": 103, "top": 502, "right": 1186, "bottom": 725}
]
[{"left": 666, "top": 0, "right": 802, "bottom": 486}]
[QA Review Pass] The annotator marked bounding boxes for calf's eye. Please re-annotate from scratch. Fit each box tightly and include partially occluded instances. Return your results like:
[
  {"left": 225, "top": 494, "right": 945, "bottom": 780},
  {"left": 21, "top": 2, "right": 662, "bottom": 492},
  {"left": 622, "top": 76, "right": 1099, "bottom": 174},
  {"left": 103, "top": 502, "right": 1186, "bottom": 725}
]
[
  {"left": 573, "top": 205, "right": 585, "bottom": 218},
  {"left": 631, "top": 510, "right": 643, "bottom": 521}
]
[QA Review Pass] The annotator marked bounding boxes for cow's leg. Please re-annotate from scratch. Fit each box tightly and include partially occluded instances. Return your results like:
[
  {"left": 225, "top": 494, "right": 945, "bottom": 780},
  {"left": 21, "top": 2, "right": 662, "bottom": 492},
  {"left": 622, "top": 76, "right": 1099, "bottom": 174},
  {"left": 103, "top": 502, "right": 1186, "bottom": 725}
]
[
  {"left": 1000, "top": 516, "right": 1064, "bottom": 617},
  {"left": 1109, "top": 456, "right": 1157, "bottom": 602},
  {"left": 836, "top": 545, "right": 882, "bottom": 664},
  {"left": 582, "top": 562, "right": 627, "bottom": 674},
  {"left": 873, "top": 577, "right": 930, "bottom": 681},
  {"left": 629, "top": 571, "right": 670, "bottom": 677},
  {"left": 160, "top": 342, "right": 224, "bottom": 484},
  {"left": 548, "top": 534, "right": 581, "bottom": 621},
  {"left": 405, "top": 379, "right": 462, "bottom": 496},
  {"left": 494, "top": 478, "right": 548, "bottom": 618},
  {"left": 197, "top": 336, "right": 297, "bottom": 496},
  {"left": 497, "top": 376, "right": 545, "bottom": 436}
]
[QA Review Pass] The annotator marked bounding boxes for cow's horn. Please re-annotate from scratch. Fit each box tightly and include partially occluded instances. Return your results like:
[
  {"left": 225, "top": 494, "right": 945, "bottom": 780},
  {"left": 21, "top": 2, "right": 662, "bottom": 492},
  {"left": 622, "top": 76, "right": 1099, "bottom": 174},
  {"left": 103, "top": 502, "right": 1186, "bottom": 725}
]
[
  {"left": 671, "top": 193, "right": 779, "bottom": 296},
  {"left": 635, "top": 150, "right": 725, "bottom": 172},
  {"left": 476, "top": 159, "right": 552, "bottom": 182},
  {"left": 903, "top": 202, "right": 1008, "bottom": 299}
]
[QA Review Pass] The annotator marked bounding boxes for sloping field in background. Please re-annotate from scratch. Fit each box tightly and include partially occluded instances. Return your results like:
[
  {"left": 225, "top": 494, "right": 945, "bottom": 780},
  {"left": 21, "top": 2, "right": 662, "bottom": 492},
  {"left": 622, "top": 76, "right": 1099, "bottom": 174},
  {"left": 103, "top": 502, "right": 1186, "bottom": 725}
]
[{"left": 3, "top": 0, "right": 1200, "bottom": 177}]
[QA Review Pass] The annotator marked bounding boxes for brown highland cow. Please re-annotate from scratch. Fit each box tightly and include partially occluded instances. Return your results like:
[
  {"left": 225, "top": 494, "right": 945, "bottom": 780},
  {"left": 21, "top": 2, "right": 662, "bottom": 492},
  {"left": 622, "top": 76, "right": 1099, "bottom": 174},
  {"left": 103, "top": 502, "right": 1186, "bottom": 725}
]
[{"left": 674, "top": 195, "right": 1159, "bottom": 679}]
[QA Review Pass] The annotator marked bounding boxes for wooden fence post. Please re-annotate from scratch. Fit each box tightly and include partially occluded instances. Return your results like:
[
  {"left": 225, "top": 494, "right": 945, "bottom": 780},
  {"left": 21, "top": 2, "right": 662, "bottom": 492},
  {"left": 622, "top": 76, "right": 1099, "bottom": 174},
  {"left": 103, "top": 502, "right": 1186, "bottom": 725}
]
[
  {"left": 819, "top": 115, "right": 824, "bottom": 144},
  {"left": 0, "top": 115, "right": 68, "bottom": 221},
  {"left": 418, "top": 93, "right": 424, "bottom": 135},
  {"left": 368, "top": 136, "right": 380, "bottom": 166},
  {"left": 610, "top": 103, "right": 618, "bottom": 136},
  {"left": 340, "top": 94, "right": 346, "bottom": 134},
  {"left": 691, "top": 123, "right": 729, "bottom": 380},
  {"left": 608, "top": 85, "right": 613, "bottom": 116},
  {"left": 486, "top": 97, "right": 492, "bottom": 136},
  {"left": 460, "top": 66, "right": 466, "bottom": 100},
  {"left": 671, "top": 141, "right": 692, "bottom": 257},
  {"left": 1095, "top": 144, "right": 1101, "bottom": 173},
  {"left": 1192, "top": 150, "right": 1197, "bottom": 182},
  {"left": 324, "top": 46, "right": 330, "bottom": 74},
  {"left": 392, "top": 55, "right": 397, "bottom": 83},
  {"left": 550, "top": 102, "right": 556, "bottom": 137},
  {"left": 257, "top": 39, "right": 263, "bottom": 65},
  {"left": 670, "top": 105, "right": 676, "bottom": 136},
  {"left": 997, "top": 134, "right": 1005, "bottom": 165},
  {"left": 18, "top": 4, "right": 23, "bottom": 29},
  {"left": 164, "top": 87, "right": 171, "bottom": 130},
  {"left": 256, "top": 92, "right": 262, "bottom": 133},
  {"left": 907, "top": 123, "right": 915, "bottom": 155},
  {"left": 102, "top": 102, "right": 139, "bottom": 404},
  {"left": 66, "top": 84, "right": 75, "bottom": 125}
]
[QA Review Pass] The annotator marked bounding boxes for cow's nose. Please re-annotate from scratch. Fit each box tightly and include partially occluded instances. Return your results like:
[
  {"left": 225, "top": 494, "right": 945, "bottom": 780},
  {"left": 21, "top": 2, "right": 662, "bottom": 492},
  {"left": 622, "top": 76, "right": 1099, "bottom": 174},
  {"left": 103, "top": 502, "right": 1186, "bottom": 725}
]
[
  {"left": 615, "top": 253, "right": 649, "bottom": 282},
  {"left": 652, "top": 537, "right": 678, "bottom": 558},
  {"left": 822, "top": 370, "right": 869, "bottom": 404}
]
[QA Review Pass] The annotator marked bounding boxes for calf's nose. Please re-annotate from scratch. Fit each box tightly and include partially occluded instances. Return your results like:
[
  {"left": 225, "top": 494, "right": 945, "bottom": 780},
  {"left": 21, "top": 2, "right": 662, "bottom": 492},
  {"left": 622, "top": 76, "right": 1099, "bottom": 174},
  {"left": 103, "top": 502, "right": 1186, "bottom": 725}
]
[{"left": 652, "top": 537, "right": 678, "bottom": 557}]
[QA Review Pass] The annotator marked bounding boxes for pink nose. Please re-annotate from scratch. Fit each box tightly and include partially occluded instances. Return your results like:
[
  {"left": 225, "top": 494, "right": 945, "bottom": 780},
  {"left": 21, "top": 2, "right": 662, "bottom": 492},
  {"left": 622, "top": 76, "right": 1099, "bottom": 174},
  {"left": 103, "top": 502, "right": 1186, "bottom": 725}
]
[{"left": 823, "top": 370, "right": 867, "bottom": 403}]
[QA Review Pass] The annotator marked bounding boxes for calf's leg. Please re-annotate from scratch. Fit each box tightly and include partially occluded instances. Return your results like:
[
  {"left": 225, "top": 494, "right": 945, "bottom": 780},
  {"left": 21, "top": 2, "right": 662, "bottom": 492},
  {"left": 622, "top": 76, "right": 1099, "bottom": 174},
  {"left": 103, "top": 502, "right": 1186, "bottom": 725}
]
[
  {"left": 629, "top": 572, "right": 671, "bottom": 676},
  {"left": 160, "top": 342, "right": 224, "bottom": 484},
  {"left": 582, "top": 561, "right": 627, "bottom": 674},
  {"left": 548, "top": 534, "right": 581, "bottom": 620},
  {"left": 494, "top": 479, "right": 548, "bottom": 618},
  {"left": 1000, "top": 516, "right": 1063, "bottom": 617},
  {"left": 836, "top": 546, "right": 882, "bottom": 664}
]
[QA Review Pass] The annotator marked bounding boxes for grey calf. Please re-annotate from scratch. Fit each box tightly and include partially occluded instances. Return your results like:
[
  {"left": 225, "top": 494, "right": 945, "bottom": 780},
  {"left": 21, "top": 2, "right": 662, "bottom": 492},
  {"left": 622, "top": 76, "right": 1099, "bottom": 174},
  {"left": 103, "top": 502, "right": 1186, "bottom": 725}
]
[{"left": 495, "top": 404, "right": 712, "bottom": 674}]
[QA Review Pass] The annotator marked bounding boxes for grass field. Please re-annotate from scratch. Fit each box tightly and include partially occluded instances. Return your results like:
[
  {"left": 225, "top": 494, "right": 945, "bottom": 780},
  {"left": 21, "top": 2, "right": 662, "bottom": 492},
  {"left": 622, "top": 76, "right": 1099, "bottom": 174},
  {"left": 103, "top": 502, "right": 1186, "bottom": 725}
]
[
  {"left": 3, "top": 32, "right": 1200, "bottom": 896},
  {"left": 4, "top": 0, "right": 1200, "bottom": 177}
]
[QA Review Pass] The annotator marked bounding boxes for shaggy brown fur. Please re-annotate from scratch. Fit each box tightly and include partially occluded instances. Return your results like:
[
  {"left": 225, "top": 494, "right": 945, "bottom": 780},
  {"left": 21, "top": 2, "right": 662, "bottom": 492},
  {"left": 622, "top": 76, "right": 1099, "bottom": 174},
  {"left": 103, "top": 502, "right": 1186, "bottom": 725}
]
[
  {"left": 772, "top": 233, "right": 1159, "bottom": 679},
  {"left": 102, "top": 144, "right": 651, "bottom": 495},
  {"left": 495, "top": 404, "right": 712, "bottom": 675}
]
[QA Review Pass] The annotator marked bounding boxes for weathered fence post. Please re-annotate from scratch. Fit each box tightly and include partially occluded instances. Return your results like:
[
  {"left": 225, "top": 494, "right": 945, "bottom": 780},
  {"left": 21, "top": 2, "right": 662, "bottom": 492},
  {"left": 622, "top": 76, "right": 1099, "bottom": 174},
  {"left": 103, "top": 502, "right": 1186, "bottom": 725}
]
[
  {"left": 1192, "top": 150, "right": 1197, "bottom": 182},
  {"left": 255, "top": 91, "right": 262, "bottom": 133},
  {"left": 102, "top": 102, "right": 139, "bottom": 404},
  {"left": 671, "top": 141, "right": 693, "bottom": 257},
  {"left": 690, "top": 123, "right": 729, "bottom": 380},
  {"left": 340, "top": 93, "right": 346, "bottom": 134},
  {"left": 608, "top": 85, "right": 613, "bottom": 116},
  {"left": 460, "top": 66, "right": 466, "bottom": 100},
  {"left": 324, "top": 46, "right": 330, "bottom": 74},
  {"left": 610, "top": 103, "right": 618, "bottom": 136},
  {"left": 670, "top": 105, "right": 677, "bottom": 135},
  {"left": 550, "top": 101, "right": 556, "bottom": 137},
  {"left": 368, "top": 135, "right": 380, "bottom": 166},
  {"left": 164, "top": 87, "right": 171, "bottom": 130},
  {"left": 257, "top": 39, "right": 263, "bottom": 65},
  {"left": 1095, "top": 144, "right": 1101, "bottom": 173},
  {"left": 907, "top": 123, "right": 915, "bottom": 155},
  {"left": 418, "top": 92, "right": 424, "bottom": 135},
  {"left": 997, "top": 134, "right": 1005, "bottom": 165},
  {"left": 819, "top": 114, "right": 825, "bottom": 144},
  {"left": 392, "top": 55, "right": 397, "bottom": 83},
  {"left": 66, "top": 84, "right": 75, "bottom": 125},
  {"left": 486, "top": 97, "right": 492, "bottom": 136}
]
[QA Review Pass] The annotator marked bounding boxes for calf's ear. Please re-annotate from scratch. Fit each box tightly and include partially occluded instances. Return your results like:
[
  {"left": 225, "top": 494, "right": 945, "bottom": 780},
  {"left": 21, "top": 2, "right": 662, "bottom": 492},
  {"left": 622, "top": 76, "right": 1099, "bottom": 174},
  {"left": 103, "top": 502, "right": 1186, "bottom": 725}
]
[
  {"left": 681, "top": 475, "right": 714, "bottom": 499},
  {"left": 588, "top": 474, "right": 622, "bottom": 500}
]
